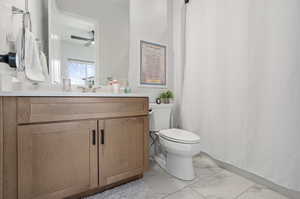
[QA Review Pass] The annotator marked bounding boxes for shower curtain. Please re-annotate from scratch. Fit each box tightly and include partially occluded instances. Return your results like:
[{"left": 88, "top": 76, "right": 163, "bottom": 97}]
[{"left": 180, "top": 0, "right": 300, "bottom": 191}]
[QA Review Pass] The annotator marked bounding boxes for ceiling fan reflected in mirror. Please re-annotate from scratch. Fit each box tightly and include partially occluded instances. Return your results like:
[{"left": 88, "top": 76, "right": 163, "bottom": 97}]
[{"left": 70, "top": 30, "right": 95, "bottom": 47}]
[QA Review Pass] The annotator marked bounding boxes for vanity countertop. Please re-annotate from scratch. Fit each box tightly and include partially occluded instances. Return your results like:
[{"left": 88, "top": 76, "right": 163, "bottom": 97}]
[{"left": 0, "top": 91, "right": 149, "bottom": 98}]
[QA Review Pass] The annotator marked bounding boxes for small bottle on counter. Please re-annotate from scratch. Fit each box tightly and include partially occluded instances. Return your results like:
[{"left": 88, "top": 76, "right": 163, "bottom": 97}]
[
  {"left": 112, "top": 80, "right": 120, "bottom": 94},
  {"left": 62, "top": 78, "right": 72, "bottom": 91},
  {"left": 124, "top": 80, "right": 131, "bottom": 94}
]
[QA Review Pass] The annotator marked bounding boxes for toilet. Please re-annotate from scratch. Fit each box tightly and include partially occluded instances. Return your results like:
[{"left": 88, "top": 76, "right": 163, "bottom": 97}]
[{"left": 149, "top": 103, "right": 201, "bottom": 181}]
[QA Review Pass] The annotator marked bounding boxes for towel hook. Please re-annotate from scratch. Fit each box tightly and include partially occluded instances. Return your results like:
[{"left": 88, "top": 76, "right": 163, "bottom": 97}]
[{"left": 11, "top": 0, "right": 32, "bottom": 71}]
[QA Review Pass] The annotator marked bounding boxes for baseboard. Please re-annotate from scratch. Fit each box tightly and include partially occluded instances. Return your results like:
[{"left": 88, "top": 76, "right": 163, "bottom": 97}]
[{"left": 201, "top": 152, "right": 300, "bottom": 199}]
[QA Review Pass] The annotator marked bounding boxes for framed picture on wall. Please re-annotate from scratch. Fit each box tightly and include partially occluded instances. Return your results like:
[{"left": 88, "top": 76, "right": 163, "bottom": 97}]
[{"left": 140, "top": 40, "right": 167, "bottom": 87}]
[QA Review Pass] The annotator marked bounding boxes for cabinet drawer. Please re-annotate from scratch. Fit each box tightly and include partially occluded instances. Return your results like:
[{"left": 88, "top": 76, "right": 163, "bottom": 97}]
[{"left": 17, "top": 97, "right": 148, "bottom": 124}]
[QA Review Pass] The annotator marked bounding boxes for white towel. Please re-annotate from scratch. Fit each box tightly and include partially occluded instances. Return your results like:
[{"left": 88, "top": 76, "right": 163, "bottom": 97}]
[
  {"left": 40, "top": 51, "right": 49, "bottom": 81},
  {"left": 23, "top": 28, "right": 45, "bottom": 82},
  {"left": 15, "top": 29, "right": 23, "bottom": 70}
]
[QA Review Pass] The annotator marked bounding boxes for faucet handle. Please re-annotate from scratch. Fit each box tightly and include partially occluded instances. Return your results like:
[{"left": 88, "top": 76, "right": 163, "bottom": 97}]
[
  {"left": 92, "top": 86, "right": 101, "bottom": 93},
  {"left": 78, "top": 86, "right": 88, "bottom": 93}
]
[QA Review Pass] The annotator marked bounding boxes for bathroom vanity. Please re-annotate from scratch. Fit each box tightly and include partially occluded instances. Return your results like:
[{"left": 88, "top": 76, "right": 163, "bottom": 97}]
[{"left": 0, "top": 93, "right": 149, "bottom": 199}]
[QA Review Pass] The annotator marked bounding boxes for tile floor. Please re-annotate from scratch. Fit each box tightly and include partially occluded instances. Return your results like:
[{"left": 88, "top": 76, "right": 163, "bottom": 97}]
[{"left": 86, "top": 155, "right": 289, "bottom": 199}]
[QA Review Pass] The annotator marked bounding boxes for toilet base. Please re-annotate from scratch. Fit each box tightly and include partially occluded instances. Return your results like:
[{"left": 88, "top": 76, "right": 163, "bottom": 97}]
[
  {"left": 155, "top": 153, "right": 195, "bottom": 181},
  {"left": 166, "top": 153, "right": 195, "bottom": 181}
]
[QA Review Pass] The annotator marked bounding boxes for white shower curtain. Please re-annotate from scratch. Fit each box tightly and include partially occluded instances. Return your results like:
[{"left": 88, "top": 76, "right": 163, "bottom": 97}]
[{"left": 180, "top": 0, "right": 300, "bottom": 191}]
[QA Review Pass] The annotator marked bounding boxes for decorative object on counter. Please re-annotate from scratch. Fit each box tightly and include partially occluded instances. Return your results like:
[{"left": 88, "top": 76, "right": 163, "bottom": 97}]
[
  {"left": 106, "top": 76, "right": 113, "bottom": 85},
  {"left": 156, "top": 98, "right": 161, "bottom": 104},
  {"left": 159, "top": 90, "right": 174, "bottom": 104},
  {"left": 124, "top": 80, "right": 131, "bottom": 94},
  {"left": 62, "top": 78, "right": 71, "bottom": 91},
  {"left": 159, "top": 92, "right": 168, "bottom": 103},
  {"left": 124, "top": 87, "right": 132, "bottom": 94},
  {"left": 112, "top": 80, "right": 120, "bottom": 94}
]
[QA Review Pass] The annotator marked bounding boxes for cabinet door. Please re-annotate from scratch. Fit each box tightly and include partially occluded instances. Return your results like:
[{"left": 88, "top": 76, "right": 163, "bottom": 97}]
[
  {"left": 99, "top": 118, "right": 145, "bottom": 186},
  {"left": 18, "top": 121, "right": 98, "bottom": 199}
]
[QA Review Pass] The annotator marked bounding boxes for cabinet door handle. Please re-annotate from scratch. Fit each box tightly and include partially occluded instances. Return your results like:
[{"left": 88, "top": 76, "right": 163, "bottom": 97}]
[
  {"left": 92, "top": 130, "right": 96, "bottom": 145},
  {"left": 101, "top": 129, "right": 105, "bottom": 145}
]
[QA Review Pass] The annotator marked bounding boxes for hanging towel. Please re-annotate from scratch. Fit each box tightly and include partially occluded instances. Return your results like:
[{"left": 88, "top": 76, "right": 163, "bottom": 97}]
[
  {"left": 23, "top": 28, "right": 45, "bottom": 82},
  {"left": 15, "top": 29, "right": 24, "bottom": 70},
  {"left": 40, "top": 51, "right": 49, "bottom": 81}
]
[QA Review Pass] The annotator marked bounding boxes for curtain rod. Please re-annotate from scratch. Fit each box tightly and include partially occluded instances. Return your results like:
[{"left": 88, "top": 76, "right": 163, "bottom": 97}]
[{"left": 25, "top": 0, "right": 28, "bottom": 11}]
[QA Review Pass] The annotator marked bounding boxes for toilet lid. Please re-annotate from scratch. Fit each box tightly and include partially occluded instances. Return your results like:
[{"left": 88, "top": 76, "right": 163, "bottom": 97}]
[{"left": 159, "top": 129, "right": 201, "bottom": 144}]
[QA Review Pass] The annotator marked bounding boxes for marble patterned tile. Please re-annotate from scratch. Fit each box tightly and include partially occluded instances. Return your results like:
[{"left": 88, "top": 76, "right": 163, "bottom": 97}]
[
  {"left": 163, "top": 187, "right": 205, "bottom": 199},
  {"left": 142, "top": 166, "right": 187, "bottom": 198},
  {"left": 193, "top": 154, "right": 220, "bottom": 169},
  {"left": 86, "top": 164, "right": 186, "bottom": 199},
  {"left": 85, "top": 180, "right": 150, "bottom": 199},
  {"left": 86, "top": 156, "right": 287, "bottom": 199},
  {"left": 86, "top": 179, "right": 171, "bottom": 199},
  {"left": 193, "top": 155, "right": 224, "bottom": 181},
  {"left": 237, "top": 184, "right": 289, "bottom": 199},
  {"left": 144, "top": 160, "right": 168, "bottom": 178},
  {"left": 169, "top": 166, "right": 224, "bottom": 188},
  {"left": 193, "top": 156, "right": 224, "bottom": 180},
  {"left": 190, "top": 170, "right": 254, "bottom": 199}
]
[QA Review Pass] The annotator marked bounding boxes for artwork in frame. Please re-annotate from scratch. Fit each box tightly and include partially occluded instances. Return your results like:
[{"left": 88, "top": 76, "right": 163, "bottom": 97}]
[{"left": 140, "top": 40, "right": 167, "bottom": 87}]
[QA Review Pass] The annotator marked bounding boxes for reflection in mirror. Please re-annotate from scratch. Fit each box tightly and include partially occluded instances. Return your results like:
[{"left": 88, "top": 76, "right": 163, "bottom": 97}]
[{"left": 49, "top": 0, "right": 129, "bottom": 86}]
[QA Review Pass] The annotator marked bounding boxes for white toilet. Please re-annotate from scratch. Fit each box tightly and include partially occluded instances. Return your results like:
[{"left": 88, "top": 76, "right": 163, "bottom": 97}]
[{"left": 149, "top": 103, "right": 201, "bottom": 181}]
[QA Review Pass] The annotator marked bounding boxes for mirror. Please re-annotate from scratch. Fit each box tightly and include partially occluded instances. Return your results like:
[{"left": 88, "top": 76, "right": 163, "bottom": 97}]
[{"left": 48, "top": 0, "right": 129, "bottom": 86}]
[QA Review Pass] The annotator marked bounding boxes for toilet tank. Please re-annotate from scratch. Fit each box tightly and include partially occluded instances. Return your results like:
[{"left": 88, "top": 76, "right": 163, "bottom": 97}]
[{"left": 149, "top": 103, "right": 174, "bottom": 131}]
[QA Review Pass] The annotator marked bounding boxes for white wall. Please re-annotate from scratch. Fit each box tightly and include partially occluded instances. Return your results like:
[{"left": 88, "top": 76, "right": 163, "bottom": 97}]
[{"left": 129, "top": 0, "right": 174, "bottom": 102}]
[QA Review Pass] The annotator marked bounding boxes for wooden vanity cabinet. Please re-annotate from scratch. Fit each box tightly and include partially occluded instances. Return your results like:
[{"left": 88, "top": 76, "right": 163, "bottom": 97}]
[
  {"left": 18, "top": 121, "right": 98, "bottom": 199},
  {"left": 0, "top": 97, "right": 149, "bottom": 199},
  {"left": 99, "top": 118, "right": 146, "bottom": 187}
]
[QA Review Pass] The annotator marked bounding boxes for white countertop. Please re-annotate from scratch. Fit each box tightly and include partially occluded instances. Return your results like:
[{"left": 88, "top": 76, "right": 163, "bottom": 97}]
[{"left": 0, "top": 91, "right": 149, "bottom": 97}]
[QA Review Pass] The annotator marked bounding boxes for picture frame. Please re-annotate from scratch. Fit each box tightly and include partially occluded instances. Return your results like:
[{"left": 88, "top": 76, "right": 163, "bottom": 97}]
[{"left": 140, "top": 40, "right": 167, "bottom": 88}]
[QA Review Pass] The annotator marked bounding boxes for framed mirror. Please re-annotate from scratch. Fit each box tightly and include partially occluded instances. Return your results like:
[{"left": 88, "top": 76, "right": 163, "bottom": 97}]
[{"left": 48, "top": 0, "right": 129, "bottom": 86}]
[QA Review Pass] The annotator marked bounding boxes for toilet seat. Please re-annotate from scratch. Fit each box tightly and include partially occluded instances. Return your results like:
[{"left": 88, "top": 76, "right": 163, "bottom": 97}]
[{"left": 159, "top": 129, "right": 201, "bottom": 144}]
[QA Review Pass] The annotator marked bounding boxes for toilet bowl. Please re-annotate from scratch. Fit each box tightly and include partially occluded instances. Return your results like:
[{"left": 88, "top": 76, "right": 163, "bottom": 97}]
[
  {"left": 157, "top": 128, "right": 201, "bottom": 180},
  {"left": 149, "top": 103, "right": 201, "bottom": 180}
]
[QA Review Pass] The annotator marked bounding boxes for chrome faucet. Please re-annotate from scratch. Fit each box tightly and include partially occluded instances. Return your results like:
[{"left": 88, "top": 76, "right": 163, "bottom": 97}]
[
  {"left": 87, "top": 78, "right": 95, "bottom": 89},
  {"left": 78, "top": 76, "right": 101, "bottom": 92}
]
